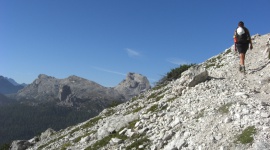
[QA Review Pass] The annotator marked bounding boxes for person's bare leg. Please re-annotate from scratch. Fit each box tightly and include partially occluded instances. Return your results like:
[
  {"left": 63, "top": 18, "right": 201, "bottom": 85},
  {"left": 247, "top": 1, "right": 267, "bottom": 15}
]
[
  {"left": 240, "top": 53, "right": 245, "bottom": 65},
  {"left": 239, "top": 53, "right": 245, "bottom": 72}
]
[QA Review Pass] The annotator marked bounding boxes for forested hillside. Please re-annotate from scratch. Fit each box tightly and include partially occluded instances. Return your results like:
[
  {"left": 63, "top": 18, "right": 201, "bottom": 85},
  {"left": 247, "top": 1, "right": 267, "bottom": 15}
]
[{"left": 0, "top": 102, "right": 96, "bottom": 146}]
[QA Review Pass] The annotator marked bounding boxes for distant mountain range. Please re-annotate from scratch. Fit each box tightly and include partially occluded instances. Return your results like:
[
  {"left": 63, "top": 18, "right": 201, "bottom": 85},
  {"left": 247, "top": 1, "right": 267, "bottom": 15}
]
[
  {"left": 5, "top": 77, "right": 27, "bottom": 87},
  {"left": 0, "top": 72, "right": 150, "bottom": 146},
  {"left": 15, "top": 72, "right": 151, "bottom": 108},
  {"left": 0, "top": 76, "right": 26, "bottom": 94}
]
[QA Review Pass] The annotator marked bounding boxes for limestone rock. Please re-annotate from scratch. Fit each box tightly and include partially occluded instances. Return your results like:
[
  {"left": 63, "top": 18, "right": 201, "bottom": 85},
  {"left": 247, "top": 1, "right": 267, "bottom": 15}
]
[
  {"left": 40, "top": 128, "right": 55, "bottom": 141},
  {"left": 10, "top": 140, "right": 31, "bottom": 150},
  {"left": 114, "top": 72, "right": 151, "bottom": 100}
]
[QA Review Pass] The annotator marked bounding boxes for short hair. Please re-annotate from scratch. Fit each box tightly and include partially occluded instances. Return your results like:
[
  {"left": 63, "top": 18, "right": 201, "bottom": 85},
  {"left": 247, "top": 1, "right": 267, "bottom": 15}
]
[{"left": 238, "top": 21, "right": 244, "bottom": 26}]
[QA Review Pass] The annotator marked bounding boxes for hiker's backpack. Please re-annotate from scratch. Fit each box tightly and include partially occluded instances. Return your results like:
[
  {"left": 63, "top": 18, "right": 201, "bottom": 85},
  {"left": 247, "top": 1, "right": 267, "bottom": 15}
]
[{"left": 234, "top": 27, "right": 250, "bottom": 44}]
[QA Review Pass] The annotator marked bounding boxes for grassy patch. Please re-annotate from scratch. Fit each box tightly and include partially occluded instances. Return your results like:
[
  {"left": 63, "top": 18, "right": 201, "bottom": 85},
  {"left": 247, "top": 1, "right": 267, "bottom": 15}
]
[
  {"left": 103, "top": 108, "right": 115, "bottom": 117},
  {"left": 205, "top": 63, "right": 216, "bottom": 69},
  {"left": 133, "top": 107, "right": 143, "bottom": 113},
  {"left": 167, "top": 97, "right": 177, "bottom": 103},
  {"left": 69, "top": 116, "right": 102, "bottom": 136},
  {"left": 109, "top": 101, "right": 121, "bottom": 108},
  {"left": 155, "top": 94, "right": 165, "bottom": 102},
  {"left": 224, "top": 48, "right": 232, "bottom": 55},
  {"left": 235, "top": 126, "right": 256, "bottom": 144},
  {"left": 205, "top": 55, "right": 223, "bottom": 69},
  {"left": 147, "top": 104, "right": 158, "bottom": 113},
  {"left": 60, "top": 142, "right": 71, "bottom": 150},
  {"left": 125, "top": 105, "right": 144, "bottom": 115},
  {"left": 81, "top": 116, "right": 103, "bottom": 129},
  {"left": 152, "top": 84, "right": 167, "bottom": 91},
  {"left": 147, "top": 93, "right": 157, "bottom": 100},
  {"left": 37, "top": 135, "right": 66, "bottom": 150},
  {"left": 147, "top": 91, "right": 163, "bottom": 101},
  {"left": 218, "top": 102, "right": 233, "bottom": 114},
  {"left": 131, "top": 94, "right": 145, "bottom": 102},
  {"left": 85, "top": 132, "right": 128, "bottom": 150},
  {"left": 126, "top": 137, "right": 150, "bottom": 150},
  {"left": 73, "top": 131, "right": 95, "bottom": 143},
  {"left": 128, "top": 119, "right": 139, "bottom": 129}
]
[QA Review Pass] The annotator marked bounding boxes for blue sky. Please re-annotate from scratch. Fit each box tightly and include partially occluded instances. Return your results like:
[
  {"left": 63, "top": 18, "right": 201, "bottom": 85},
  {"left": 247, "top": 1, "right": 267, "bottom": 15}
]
[{"left": 1, "top": 0, "right": 270, "bottom": 87}]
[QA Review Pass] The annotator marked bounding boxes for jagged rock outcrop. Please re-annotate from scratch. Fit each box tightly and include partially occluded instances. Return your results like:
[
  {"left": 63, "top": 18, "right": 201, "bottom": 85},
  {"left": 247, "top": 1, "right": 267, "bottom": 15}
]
[
  {"left": 10, "top": 33, "right": 270, "bottom": 150},
  {"left": 114, "top": 72, "right": 151, "bottom": 100}
]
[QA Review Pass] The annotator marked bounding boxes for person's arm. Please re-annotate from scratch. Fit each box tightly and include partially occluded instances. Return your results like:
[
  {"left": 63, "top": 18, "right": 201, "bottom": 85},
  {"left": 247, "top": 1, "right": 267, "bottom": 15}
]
[
  {"left": 233, "top": 31, "right": 237, "bottom": 51},
  {"left": 247, "top": 28, "right": 253, "bottom": 49}
]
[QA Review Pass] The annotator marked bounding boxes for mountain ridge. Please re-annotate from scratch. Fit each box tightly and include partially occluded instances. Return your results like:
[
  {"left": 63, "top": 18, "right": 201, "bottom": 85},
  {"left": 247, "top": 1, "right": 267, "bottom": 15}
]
[
  {"left": 15, "top": 72, "right": 151, "bottom": 106},
  {"left": 0, "top": 76, "right": 25, "bottom": 94}
]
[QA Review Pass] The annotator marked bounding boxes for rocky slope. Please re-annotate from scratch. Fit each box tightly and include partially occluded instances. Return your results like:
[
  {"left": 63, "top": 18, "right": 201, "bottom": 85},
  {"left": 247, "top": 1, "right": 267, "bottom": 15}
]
[{"left": 11, "top": 33, "right": 270, "bottom": 150}]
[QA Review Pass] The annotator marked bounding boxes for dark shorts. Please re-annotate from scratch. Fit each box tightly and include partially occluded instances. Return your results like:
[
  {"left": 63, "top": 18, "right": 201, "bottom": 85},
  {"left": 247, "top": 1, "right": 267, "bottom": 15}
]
[{"left": 236, "top": 43, "right": 249, "bottom": 54}]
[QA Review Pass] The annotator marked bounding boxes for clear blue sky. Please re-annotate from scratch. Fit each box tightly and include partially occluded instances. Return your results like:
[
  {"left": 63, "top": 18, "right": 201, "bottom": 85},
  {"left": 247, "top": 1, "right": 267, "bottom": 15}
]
[{"left": 1, "top": 0, "right": 270, "bottom": 87}]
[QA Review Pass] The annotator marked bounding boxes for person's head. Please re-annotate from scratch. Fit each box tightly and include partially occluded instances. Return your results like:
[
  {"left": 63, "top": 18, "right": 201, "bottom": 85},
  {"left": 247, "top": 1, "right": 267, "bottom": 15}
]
[{"left": 238, "top": 21, "right": 244, "bottom": 27}]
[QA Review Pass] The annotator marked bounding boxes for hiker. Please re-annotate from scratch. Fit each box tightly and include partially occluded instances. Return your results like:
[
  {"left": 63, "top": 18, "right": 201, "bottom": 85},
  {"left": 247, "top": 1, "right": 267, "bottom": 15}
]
[{"left": 233, "top": 21, "right": 253, "bottom": 72}]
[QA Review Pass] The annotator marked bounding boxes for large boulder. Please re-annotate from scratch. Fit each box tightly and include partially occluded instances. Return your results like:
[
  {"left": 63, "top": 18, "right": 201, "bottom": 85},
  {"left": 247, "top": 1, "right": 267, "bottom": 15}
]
[
  {"left": 172, "top": 65, "right": 208, "bottom": 95},
  {"left": 10, "top": 140, "right": 31, "bottom": 150},
  {"left": 40, "top": 128, "right": 56, "bottom": 141}
]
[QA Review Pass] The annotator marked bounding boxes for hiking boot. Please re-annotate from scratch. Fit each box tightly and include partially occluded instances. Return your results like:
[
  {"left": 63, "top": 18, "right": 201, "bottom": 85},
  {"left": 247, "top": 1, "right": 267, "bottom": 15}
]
[
  {"left": 239, "top": 65, "right": 245, "bottom": 73},
  {"left": 239, "top": 65, "right": 243, "bottom": 72},
  {"left": 242, "top": 66, "right": 245, "bottom": 72}
]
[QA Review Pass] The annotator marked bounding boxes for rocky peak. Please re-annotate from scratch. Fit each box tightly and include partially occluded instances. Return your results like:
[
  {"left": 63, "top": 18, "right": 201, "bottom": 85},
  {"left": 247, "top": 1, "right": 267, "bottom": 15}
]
[
  {"left": 114, "top": 72, "right": 151, "bottom": 100},
  {"left": 15, "top": 72, "right": 150, "bottom": 107}
]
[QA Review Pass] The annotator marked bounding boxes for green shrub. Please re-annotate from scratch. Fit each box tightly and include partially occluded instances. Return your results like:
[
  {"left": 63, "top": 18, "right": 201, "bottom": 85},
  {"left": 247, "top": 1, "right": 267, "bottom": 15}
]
[
  {"left": 236, "top": 126, "right": 256, "bottom": 144},
  {"left": 0, "top": 143, "right": 10, "bottom": 150},
  {"left": 167, "top": 64, "right": 195, "bottom": 81},
  {"left": 109, "top": 101, "right": 121, "bottom": 108},
  {"left": 156, "top": 63, "right": 195, "bottom": 86}
]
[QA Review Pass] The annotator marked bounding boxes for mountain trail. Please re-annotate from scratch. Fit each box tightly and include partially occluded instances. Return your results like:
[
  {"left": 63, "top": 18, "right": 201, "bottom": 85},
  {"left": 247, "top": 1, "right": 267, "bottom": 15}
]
[{"left": 10, "top": 33, "right": 270, "bottom": 150}]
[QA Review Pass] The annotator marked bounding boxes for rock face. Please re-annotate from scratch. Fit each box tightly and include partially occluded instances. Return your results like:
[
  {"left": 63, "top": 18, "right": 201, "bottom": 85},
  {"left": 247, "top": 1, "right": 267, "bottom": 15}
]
[
  {"left": 114, "top": 72, "right": 151, "bottom": 100},
  {"left": 15, "top": 73, "right": 150, "bottom": 108},
  {"left": 10, "top": 33, "right": 270, "bottom": 150}
]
